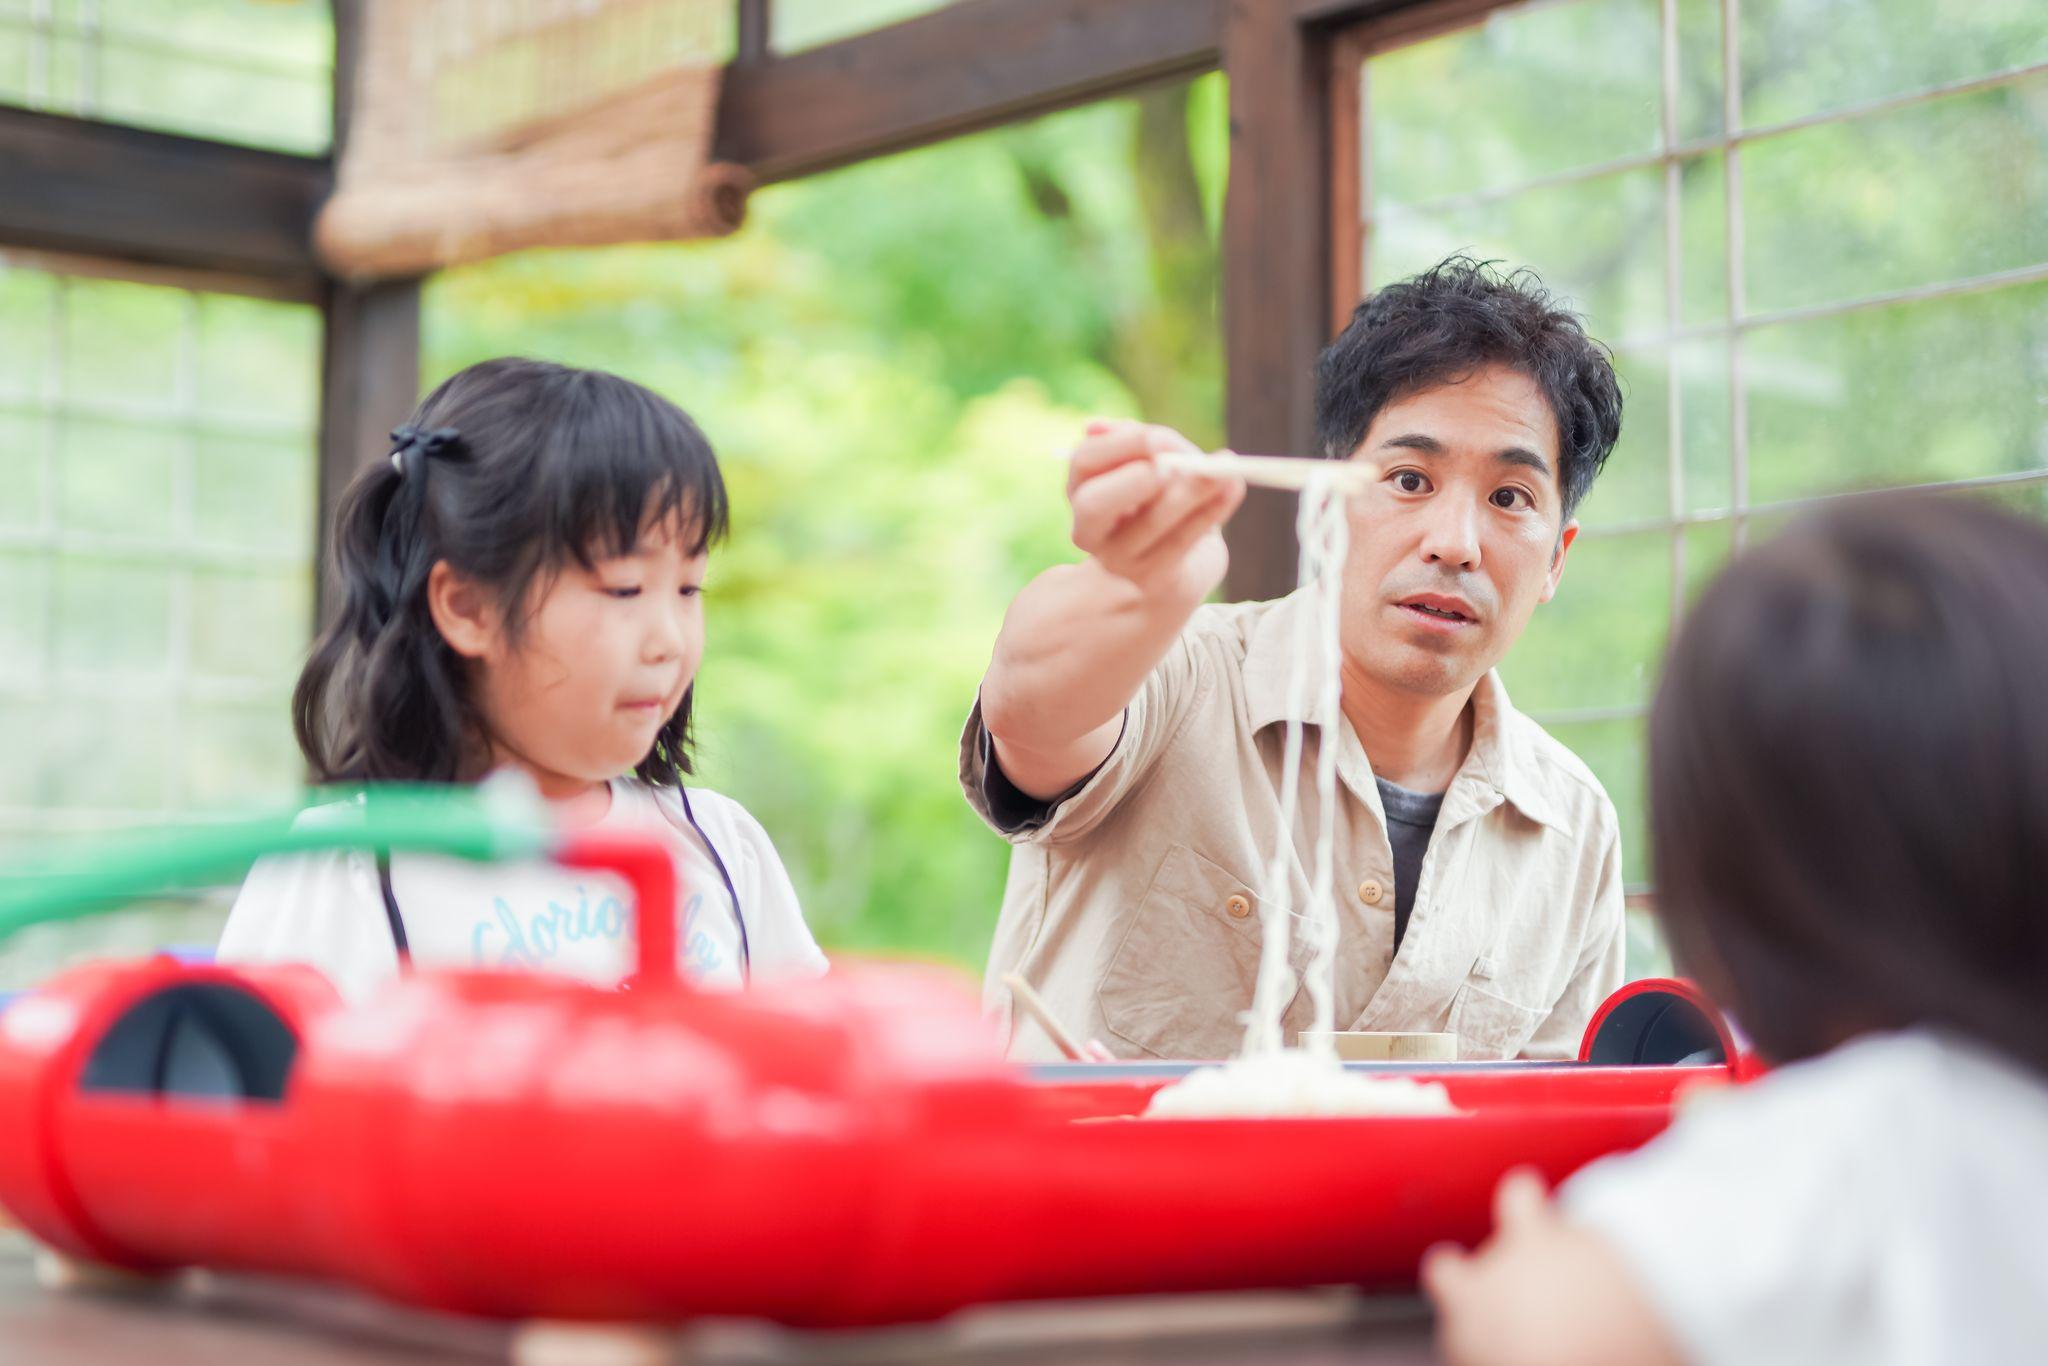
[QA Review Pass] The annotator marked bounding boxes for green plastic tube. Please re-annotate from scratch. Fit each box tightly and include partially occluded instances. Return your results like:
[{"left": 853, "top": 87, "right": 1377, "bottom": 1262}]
[{"left": 0, "top": 785, "right": 556, "bottom": 945}]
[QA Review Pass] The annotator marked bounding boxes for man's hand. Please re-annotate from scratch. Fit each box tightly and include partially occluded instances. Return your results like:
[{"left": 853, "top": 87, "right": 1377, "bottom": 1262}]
[
  {"left": 1067, "top": 420, "right": 1246, "bottom": 605},
  {"left": 1423, "top": 1169, "right": 1684, "bottom": 1366}
]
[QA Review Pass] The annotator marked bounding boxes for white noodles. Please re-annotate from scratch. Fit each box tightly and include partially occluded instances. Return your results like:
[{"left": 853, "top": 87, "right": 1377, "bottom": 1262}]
[
  {"left": 1144, "top": 1049, "right": 1456, "bottom": 1119},
  {"left": 1146, "top": 471, "right": 1459, "bottom": 1120}
]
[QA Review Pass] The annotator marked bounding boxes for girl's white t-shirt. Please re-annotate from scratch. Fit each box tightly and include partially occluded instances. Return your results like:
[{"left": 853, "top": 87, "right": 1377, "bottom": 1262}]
[
  {"left": 218, "top": 780, "right": 826, "bottom": 1003},
  {"left": 1562, "top": 1029, "right": 2048, "bottom": 1366}
]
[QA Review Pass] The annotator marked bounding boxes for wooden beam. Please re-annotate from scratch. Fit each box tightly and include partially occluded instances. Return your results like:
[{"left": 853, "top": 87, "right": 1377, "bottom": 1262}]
[
  {"left": 715, "top": 0, "right": 1225, "bottom": 182},
  {"left": 0, "top": 106, "right": 326, "bottom": 288},
  {"left": 1220, "top": 0, "right": 1335, "bottom": 602}
]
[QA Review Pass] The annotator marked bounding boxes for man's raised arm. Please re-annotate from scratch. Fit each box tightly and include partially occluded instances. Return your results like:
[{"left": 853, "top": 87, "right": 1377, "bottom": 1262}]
[{"left": 978, "top": 420, "right": 1245, "bottom": 800}]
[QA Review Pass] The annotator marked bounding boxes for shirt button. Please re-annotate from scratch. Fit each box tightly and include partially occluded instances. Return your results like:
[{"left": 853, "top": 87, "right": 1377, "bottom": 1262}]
[
  {"left": 1225, "top": 894, "right": 1252, "bottom": 919},
  {"left": 1358, "top": 880, "right": 1384, "bottom": 906}
]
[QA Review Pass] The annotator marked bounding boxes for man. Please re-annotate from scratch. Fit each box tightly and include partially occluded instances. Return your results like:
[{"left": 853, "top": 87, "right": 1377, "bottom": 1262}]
[{"left": 960, "top": 257, "right": 1628, "bottom": 1061}]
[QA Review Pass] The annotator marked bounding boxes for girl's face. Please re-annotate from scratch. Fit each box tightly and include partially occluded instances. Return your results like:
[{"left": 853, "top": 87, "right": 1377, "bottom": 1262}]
[{"left": 432, "top": 516, "right": 707, "bottom": 799}]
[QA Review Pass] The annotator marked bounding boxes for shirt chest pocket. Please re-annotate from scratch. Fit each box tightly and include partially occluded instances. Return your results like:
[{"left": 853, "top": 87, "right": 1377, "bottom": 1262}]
[
  {"left": 1099, "top": 843, "right": 1302, "bottom": 1060},
  {"left": 1448, "top": 971, "right": 1548, "bottom": 1060}
]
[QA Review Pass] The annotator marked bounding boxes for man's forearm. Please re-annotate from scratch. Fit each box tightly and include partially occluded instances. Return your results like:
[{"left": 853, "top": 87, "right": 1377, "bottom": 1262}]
[{"left": 979, "top": 558, "right": 1204, "bottom": 798}]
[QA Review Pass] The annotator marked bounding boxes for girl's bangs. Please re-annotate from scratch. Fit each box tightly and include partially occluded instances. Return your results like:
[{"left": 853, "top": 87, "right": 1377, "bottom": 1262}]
[{"left": 542, "top": 387, "right": 730, "bottom": 567}]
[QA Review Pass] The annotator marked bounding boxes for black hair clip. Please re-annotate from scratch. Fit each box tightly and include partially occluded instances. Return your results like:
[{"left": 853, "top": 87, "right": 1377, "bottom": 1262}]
[{"left": 388, "top": 425, "right": 464, "bottom": 476}]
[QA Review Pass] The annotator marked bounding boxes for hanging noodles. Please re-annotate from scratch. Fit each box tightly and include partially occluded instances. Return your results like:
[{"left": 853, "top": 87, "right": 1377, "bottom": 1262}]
[{"left": 1145, "top": 466, "right": 1454, "bottom": 1119}]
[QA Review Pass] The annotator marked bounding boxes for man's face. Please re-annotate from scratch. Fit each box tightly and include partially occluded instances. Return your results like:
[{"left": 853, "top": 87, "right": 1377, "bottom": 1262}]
[{"left": 1337, "top": 364, "right": 1576, "bottom": 698}]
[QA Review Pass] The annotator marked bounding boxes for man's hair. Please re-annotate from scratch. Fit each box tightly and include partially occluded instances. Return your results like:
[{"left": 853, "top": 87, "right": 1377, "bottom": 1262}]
[
  {"left": 1650, "top": 495, "right": 2048, "bottom": 1078},
  {"left": 1314, "top": 255, "right": 1624, "bottom": 519}
]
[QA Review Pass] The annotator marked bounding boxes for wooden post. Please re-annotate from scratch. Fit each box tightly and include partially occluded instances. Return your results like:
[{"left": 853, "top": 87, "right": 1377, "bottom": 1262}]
[
  {"left": 316, "top": 0, "right": 423, "bottom": 626},
  {"left": 1220, "top": 0, "right": 1335, "bottom": 602}
]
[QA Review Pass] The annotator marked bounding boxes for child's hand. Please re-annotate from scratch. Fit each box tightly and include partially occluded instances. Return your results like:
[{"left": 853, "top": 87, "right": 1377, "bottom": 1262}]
[
  {"left": 1422, "top": 1168, "right": 1684, "bottom": 1366},
  {"left": 1066, "top": 420, "right": 1246, "bottom": 603}
]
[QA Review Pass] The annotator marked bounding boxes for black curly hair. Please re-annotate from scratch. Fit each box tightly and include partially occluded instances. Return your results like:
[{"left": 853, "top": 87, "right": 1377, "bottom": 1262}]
[{"left": 1314, "top": 255, "right": 1624, "bottom": 520}]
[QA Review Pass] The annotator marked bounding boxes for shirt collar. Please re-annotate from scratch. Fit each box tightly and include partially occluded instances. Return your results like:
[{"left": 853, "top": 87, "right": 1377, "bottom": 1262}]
[{"left": 1242, "top": 589, "right": 1569, "bottom": 832}]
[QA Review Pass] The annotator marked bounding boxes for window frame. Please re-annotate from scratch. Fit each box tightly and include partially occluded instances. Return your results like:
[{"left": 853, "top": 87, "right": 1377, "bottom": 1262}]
[{"left": 1325, "top": 0, "right": 2048, "bottom": 909}]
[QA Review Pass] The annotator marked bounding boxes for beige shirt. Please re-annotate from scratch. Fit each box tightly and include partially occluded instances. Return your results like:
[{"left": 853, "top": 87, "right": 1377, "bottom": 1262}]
[{"left": 960, "top": 589, "right": 1625, "bottom": 1063}]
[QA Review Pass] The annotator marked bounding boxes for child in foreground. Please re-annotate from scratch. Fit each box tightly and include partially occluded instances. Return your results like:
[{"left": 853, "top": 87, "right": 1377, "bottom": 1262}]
[
  {"left": 1425, "top": 496, "right": 2048, "bottom": 1365},
  {"left": 220, "top": 358, "right": 825, "bottom": 1000}
]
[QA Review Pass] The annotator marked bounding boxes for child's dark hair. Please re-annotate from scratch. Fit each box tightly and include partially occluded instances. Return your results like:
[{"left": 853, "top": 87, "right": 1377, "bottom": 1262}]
[
  {"left": 1650, "top": 495, "right": 2048, "bottom": 1076},
  {"left": 1315, "top": 255, "right": 1623, "bottom": 520},
  {"left": 296, "top": 357, "right": 729, "bottom": 786}
]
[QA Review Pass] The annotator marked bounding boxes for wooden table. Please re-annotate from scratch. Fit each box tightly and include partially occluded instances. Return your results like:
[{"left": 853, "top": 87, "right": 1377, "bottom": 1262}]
[{"left": 0, "top": 1231, "right": 1438, "bottom": 1364}]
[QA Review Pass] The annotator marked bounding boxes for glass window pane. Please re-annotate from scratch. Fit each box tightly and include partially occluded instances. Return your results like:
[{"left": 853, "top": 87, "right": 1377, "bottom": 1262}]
[
  {"left": 1367, "top": 0, "right": 1663, "bottom": 209},
  {"left": 194, "top": 433, "right": 316, "bottom": 556},
  {"left": 196, "top": 294, "right": 321, "bottom": 427},
  {"left": 0, "top": 264, "right": 56, "bottom": 404},
  {"left": 98, "top": 0, "right": 331, "bottom": 74},
  {"left": 1742, "top": 73, "right": 2048, "bottom": 315},
  {"left": 1676, "top": 337, "right": 1734, "bottom": 514},
  {"left": 1543, "top": 716, "right": 1650, "bottom": 878},
  {"left": 0, "top": 702, "right": 41, "bottom": 809},
  {"left": 38, "top": 698, "right": 173, "bottom": 811},
  {"left": 1746, "top": 281, "right": 2048, "bottom": 505},
  {"left": 1626, "top": 905, "right": 1672, "bottom": 979},
  {"left": 1567, "top": 338, "right": 1733, "bottom": 526},
  {"left": 1370, "top": 168, "right": 1669, "bottom": 342},
  {"left": 97, "top": 45, "right": 328, "bottom": 162},
  {"left": 0, "top": 408, "right": 46, "bottom": 529},
  {"left": 0, "top": 18, "right": 29, "bottom": 107},
  {"left": 0, "top": 552, "right": 50, "bottom": 680},
  {"left": 61, "top": 278, "right": 187, "bottom": 410},
  {"left": 56, "top": 418, "right": 181, "bottom": 539},
  {"left": 182, "top": 702, "right": 303, "bottom": 807},
  {"left": 1742, "top": 0, "right": 2048, "bottom": 128},
  {"left": 0, "top": 0, "right": 332, "bottom": 153},
  {"left": 1677, "top": 152, "right": 1729, "bottom": 326},
  {"left": 1575, "top": 344, "right": 1673, "bottom": 529},
  {"left": 1675, "top": 0, "right": 1727, "bottom": 144},
  {"left": 1500, "top": 530, "right": 1672, "bottom": 712},
  {"left": 189, "top": 569, "right": 309, "bottom": 684},
  {"left": 2, "top": 259, "right": 319, "bottom": 987},
  {"left": 52, "top": 558, "right": 174, "bottom": 678}
]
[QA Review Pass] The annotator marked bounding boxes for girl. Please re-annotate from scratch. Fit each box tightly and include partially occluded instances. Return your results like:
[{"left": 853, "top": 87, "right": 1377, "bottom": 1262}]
[
  {"left": 1424, "top": 495, "right": 2048, "bottom": 1365},
  {"left": 220, "top": 358, "right": 826, "bottom": 1001}
]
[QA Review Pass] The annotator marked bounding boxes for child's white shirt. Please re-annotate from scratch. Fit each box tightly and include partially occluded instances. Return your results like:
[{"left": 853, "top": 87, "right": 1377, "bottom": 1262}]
[
  {"left": 218, "top": 780, "right": 826, "bottom": 1003},
  {"left": 1562, "top": 1029, "right": 2048, "bottom": 1366}
]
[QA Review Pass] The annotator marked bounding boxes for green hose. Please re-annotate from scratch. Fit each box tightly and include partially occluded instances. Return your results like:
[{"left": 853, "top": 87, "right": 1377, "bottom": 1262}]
[{"left": 0, "top": 785, "right": 557, "bottom": 945}]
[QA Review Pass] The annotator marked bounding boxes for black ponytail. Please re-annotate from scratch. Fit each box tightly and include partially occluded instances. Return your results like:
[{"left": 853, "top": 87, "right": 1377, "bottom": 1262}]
[{"left": 294, "top": 358, "right": 729, "bottom": 786}]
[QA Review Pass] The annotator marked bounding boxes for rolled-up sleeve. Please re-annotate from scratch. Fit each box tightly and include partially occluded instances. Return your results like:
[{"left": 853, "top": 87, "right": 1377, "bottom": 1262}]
[{"left": 958, "top": 629, "right": 1207, "bottom": 847}]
